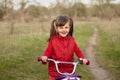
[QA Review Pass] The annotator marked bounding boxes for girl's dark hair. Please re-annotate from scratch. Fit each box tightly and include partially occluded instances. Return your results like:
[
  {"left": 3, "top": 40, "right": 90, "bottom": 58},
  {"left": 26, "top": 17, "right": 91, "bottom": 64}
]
[{"left": 48, "top": 15, "right": 73, "bottom": 41}]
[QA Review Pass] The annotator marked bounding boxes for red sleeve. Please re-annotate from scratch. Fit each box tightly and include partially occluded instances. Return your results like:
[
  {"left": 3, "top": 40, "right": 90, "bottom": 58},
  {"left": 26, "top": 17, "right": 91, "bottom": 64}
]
[
  {"left": 74, "top": 42, "right": 85, "bottom": 58},
  {"left": 43, "top": 40, "right": 52, "bottom": 57}
]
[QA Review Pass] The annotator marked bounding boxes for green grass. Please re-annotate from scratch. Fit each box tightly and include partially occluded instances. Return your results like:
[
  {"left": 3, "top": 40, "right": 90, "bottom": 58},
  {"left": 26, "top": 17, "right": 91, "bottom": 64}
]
[
  {"left": 97, "top": 20, "right": 120, "bottom": 80},
  {"left": 0, "top": 20, "right": 119, "bottom": 80},
  {"left": 74, "top": 21, "right": 94, "bottom": 49},
  {"left": 0, "top": 35, "right": 48, "bottom": 80},
  {"left": 0, "top": 21, "right": 93, "bottom": 80},
  {"left": 73, "top": 21, "right": 94, "bottom": 80}
]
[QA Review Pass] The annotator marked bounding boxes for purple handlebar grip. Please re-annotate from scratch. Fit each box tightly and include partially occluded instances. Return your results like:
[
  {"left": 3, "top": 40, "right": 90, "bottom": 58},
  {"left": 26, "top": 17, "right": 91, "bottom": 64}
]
[
  {"left": 38, "top": 57, "right": 42, "bottom": 62},
  {"left": 86, "top": 60, "right": 90, "bottom": 65},
  {"left": 38, "top": 57, "right": 47, "bottom": 64}
]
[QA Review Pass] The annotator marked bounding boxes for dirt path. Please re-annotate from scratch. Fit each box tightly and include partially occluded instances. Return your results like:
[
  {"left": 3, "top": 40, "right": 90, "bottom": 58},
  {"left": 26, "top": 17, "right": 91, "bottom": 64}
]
[{"left": 85, "top": 27, "right": 111, "bottom": 80}]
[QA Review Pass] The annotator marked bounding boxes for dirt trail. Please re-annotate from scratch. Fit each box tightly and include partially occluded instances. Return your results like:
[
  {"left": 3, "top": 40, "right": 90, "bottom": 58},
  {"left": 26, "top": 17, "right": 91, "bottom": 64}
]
[{"left": 85, "top": 27, "right": 111, "bottom": 80}]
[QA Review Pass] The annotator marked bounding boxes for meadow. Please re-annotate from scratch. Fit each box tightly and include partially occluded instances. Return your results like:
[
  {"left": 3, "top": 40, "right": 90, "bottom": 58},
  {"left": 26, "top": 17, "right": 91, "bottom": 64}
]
[
  {"left": 0, "top": 19, "right": 120, "bottom": 80},
  {"left": 96, "top": 20, "right": 120, "bottom": 80}
]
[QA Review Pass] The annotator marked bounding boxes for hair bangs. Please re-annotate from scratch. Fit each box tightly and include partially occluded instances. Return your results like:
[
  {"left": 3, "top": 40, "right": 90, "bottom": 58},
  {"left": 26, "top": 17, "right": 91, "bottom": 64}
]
[
  {"left": 56, "top": 20, "right": 67, "bottom": 27},
  {"left": 55, "top": 16, "right": 69, "bottom": 27}
]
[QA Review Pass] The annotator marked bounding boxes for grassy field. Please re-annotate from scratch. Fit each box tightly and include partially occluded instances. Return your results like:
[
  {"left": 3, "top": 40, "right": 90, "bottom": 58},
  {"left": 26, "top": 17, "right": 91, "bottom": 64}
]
[
  {"left": 96, "top": 20, "right": 120, "bottom": 80},
  {"left": 0, "top": 19, "right": 120, "bottom": 80}
]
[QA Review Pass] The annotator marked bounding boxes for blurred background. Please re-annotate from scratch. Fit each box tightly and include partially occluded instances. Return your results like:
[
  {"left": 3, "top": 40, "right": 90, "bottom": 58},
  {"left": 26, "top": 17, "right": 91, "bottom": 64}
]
[
  {"left": 0, "top": 0, "right": 120, "bottom": 35},
  {"left": 0, "top": 0, "right": 120, "bottom": 80},
  {"left": 0, "top": 0, "right": 120, "bottom": 22}
]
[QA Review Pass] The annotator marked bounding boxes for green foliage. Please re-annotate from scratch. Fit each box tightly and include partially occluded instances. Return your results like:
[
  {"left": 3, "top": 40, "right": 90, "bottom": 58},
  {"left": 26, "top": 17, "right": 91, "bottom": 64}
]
[
  {"left": 72, "top": 2, "right": 87, "bottom": 17},
  {"left": 25, "top": 5, "right": 40, "bottom": 18}
]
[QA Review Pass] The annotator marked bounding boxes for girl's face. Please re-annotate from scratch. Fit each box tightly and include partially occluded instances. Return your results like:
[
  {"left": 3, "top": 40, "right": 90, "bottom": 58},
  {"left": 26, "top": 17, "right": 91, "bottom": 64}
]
[{"left": 56, "top": 22, "right": 70, "bottom": 37}]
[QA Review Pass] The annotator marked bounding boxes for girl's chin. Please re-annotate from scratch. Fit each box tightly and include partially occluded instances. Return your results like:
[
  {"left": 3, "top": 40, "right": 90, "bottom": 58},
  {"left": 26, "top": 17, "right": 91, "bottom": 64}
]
[
  {"left": 61, "top": 35, "right": 67, "bottom": 37},
  {"left": 61, "top": 36, "right": 66, "bottom": 37},
  {"left": 60, "top": 34, "right": 67, "bottom": 37}
]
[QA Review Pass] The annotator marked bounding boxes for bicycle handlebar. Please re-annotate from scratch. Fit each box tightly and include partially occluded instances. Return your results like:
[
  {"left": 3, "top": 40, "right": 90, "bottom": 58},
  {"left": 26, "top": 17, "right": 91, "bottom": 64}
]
[{"left": 38, "top": 57, "right": 89, "bottom": 75}]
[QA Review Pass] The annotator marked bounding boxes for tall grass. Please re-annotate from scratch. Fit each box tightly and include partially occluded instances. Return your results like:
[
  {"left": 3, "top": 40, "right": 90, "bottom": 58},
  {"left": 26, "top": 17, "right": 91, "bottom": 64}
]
[
  {"left": 1, "top": 19, "right": 119, "bottom": 80},
  {"left": 0, "top": 21, "right": 93, "bottom": 80},
  {"left": 0, "top": 35, "right": 48, "bottom": 80},
  {"left": 97, "top": 20, "right": 120, "bottom": 80},
  {"left": 74, "top": 21, "right": 94, "bottom": 80}
]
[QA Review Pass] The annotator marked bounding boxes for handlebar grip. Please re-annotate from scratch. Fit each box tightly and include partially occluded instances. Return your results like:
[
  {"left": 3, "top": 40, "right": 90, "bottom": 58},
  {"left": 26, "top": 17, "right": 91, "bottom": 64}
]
[
  {"left": 79, "top": 58, "right": 90, "bottom": 65},
  {"left": 37, "top": 57, "right": 47, "bottom": 64},
  {"left": 86, "top": 60, "right": 90, "bottom": 65},
  {"left": 38, "top": 57, "right": 42, "bottom": 62}
]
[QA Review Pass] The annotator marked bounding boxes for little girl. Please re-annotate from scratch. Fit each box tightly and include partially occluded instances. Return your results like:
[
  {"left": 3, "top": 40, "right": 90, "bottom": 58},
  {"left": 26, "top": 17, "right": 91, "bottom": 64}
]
[{"left": 41, "top": 15, "right": 88, "bottom": 80}]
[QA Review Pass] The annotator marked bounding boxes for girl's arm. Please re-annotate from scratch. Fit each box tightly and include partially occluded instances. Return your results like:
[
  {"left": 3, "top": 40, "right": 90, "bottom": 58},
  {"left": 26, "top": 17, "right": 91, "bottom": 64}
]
[
  {"left": 74, "top": 42, "right": 84, "bottom": 58},
  {"left": 74, "top": 42, "right": 88, "bottom": 64},
  {"left": 42, "top": 40, "right": 53, "bottom": 62}
]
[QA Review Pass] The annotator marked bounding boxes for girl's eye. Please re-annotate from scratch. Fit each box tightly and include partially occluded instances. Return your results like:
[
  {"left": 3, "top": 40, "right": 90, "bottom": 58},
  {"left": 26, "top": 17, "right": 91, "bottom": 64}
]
[{"left": 65, "top": 26, "right": 69, "bottom": 29}]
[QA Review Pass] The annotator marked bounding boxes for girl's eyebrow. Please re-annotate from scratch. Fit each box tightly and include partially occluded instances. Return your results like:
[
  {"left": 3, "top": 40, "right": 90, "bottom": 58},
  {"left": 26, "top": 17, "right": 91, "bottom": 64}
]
[{"left": 65, "top": 26, "right": 69, "bottom": 27}]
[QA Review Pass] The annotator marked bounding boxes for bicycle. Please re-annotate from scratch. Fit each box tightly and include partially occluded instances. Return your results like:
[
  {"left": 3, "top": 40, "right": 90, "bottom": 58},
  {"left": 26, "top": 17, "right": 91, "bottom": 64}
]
[{"left": 38, "top": 57, "right": 89, "bottom": 80}]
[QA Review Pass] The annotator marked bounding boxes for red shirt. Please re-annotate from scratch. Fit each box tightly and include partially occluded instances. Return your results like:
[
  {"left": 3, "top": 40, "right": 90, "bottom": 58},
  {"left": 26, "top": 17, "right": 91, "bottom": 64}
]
[{"left": 43, "top": 34, "right": 85, "bottom": 77}]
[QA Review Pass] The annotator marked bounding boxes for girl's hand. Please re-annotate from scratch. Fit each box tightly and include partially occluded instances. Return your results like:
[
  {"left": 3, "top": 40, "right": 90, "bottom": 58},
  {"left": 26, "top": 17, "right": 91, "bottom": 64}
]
[
  {"left": 83, "top": 58, "right": 89, "bottom": 65},
  {"left": 41, "top": 56, "right": 48, "bottom": 62}
]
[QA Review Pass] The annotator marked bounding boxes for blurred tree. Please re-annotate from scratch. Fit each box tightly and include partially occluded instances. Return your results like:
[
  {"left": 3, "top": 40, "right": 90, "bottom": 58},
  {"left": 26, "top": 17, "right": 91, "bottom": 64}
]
[
  {"left": 72, "top": 2, "right": 87, "bottom": 19},
  {"left": 0, "top": 9, "right": 4, "bottom": 21},
  {"left": 50, "top": 0, "right": 87, "bottom": 19},
  {"left": 25, "top": 5, "right": 40, "bottom": 18},
  {"left": 19, "top": 0, "right": 28, "bottom": 10},
  {"left": 109, "top": 3, "right": 120, "bottom": 17},
  {"left": 18, "top": 0, "right": 29, "bottom": 22},
  {"left": 0, "top": 0, "right": 16, "bottom": 34},
  {"left": 0, "top": 0, "right": 13, "bottom": 20},
  {"left": 0, "top": 0, "right": 120, "bottom": 22},
  {"left": 51, "top": 1, "right": 66, "bottom": 15},
  {"left": 91, "top": 0, "right": 118, "bottom": 20}
]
